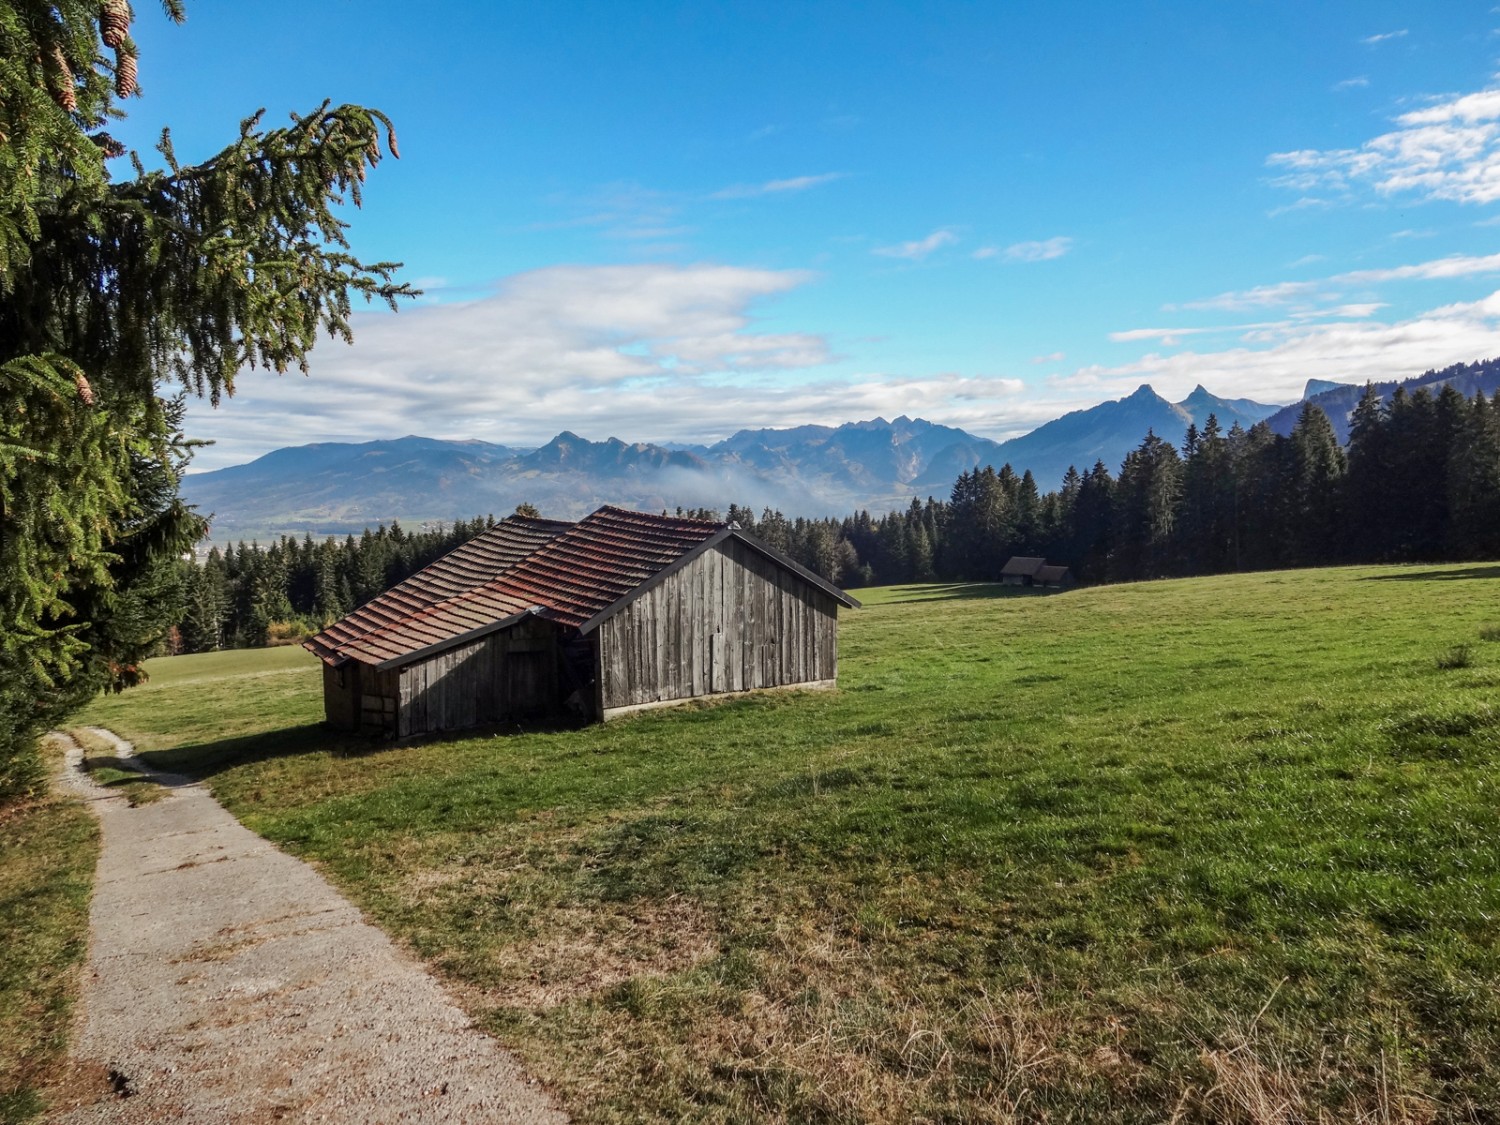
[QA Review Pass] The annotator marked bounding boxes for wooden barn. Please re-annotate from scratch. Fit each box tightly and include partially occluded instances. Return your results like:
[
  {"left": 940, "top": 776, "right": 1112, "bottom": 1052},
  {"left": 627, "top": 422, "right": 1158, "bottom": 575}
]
[
  {"left": 1000, "top": 556, "right": 1047, "bottom": 585},
  {"left": 306, "top": 506, "right": 859, "bottom": 737}
]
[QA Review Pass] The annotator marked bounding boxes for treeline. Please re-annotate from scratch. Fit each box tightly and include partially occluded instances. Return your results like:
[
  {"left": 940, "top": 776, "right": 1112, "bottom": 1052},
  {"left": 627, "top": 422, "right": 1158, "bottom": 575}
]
[
  {"left": 173, "top": 382, "right": 1500, "bottom": 651},
  {"left": 719, "top": 382, "right": 1500, "bottom": 587}
]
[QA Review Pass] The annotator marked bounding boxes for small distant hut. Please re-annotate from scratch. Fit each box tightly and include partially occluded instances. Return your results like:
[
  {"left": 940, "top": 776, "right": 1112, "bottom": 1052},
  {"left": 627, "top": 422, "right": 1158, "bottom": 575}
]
[
  {"left": 306, "top": 506, "right": 860, "bottom": 737},
  {"left": 1000, "top": 556, "right": 1047, "bottom": 586},
  {"left": 1034, "top": 564, "right": 1075, "bottom": 589}
]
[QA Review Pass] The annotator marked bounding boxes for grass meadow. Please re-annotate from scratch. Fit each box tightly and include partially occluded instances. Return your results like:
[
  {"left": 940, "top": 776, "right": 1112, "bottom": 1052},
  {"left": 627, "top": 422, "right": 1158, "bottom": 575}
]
[{"left": 77, "top": 564, "right": 1500, "bottom": 1122}]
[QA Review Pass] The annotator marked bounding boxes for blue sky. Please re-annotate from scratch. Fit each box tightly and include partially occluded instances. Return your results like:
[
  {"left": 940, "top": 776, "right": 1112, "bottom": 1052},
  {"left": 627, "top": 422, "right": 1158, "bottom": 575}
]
[{"left": 115, "top": 2, "right": 1500, "bottom": 469}]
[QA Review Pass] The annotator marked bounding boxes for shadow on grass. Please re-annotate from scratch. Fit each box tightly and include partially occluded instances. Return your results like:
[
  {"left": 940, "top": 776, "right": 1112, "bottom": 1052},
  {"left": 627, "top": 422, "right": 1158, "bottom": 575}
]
[
  {"left": 1363, "top": 565, "right": 1500, "bottom": 583},
  {"left": 134, "top": 715, "right": 589, "bottom": 784},
  {"left": 871, "top": 582, "right": 1068, "bottom": 605}
]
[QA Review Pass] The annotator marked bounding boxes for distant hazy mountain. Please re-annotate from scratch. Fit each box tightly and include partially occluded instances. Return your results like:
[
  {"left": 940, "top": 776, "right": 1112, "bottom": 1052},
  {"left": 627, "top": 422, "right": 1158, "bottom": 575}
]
[
  {"left": 184, "top": 420, "right": 1008, "bottom": 541},
  {"left": 189, "top": 363, "right": 1500, "bottom": 541},
  {"left": 1265, "top": 358, "right": 1500, "bottom": 443},
  {"left": 986, "top": 384, "right": 1281, "bottom": 489}
]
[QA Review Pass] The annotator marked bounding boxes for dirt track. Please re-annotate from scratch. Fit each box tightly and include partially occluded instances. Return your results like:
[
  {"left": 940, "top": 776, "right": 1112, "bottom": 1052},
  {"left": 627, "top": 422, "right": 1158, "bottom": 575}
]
[{"left": 47, "top": 728, "right": 565, "bottom": 1125}]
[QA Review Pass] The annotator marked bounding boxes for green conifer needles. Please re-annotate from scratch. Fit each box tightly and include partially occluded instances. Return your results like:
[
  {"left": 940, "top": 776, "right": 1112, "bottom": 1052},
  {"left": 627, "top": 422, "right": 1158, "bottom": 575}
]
[{"left": 0, "top": 2, "right": 412, "bottom": 798}]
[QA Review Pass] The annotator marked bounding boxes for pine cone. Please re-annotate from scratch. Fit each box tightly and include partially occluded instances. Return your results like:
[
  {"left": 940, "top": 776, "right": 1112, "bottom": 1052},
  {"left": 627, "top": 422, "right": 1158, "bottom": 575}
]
[
  {"left": 100, "top": 0, "right": 130, "bottom": 49},
  {"left": 90, "top": 131, "right": 127, "bottom": 158},
  {"left": 75, "top": 372, "right": 95, "bottom": 406},
  {"left": 49, "top": 44, "right": 77, "bottom": 113},
  {"left": 114, "top": 44, "right": 137, "bottom": 97}
]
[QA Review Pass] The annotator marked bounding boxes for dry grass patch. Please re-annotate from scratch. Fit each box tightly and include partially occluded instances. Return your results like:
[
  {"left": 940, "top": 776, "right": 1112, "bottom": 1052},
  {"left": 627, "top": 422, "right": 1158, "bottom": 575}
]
[
  {"left": 1183, "top": 1029, "right": 1439, "bottom": 1125},
  {"left": 481, "top": 899, "right": 718, "bottom": 1010}
]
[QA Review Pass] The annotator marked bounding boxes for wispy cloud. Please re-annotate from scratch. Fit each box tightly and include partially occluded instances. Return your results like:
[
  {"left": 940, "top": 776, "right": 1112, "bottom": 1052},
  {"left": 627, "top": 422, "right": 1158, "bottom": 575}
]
[
  {"left": 974, "top": 236, "right": 1074, "bottom": 262},
  {"left": 1333, "top": 76, "right": 1370, "bottom": 91},
  {"left": 1110, "top": 326, "right": 1247, "bottom": 344},
  {"left": 1173, "top": 252, "right": 1500, "bottom": 312},
  {"left": 1173, "top": 280, "right": 1321, "bottom": 312},
  {"left": 1054, "top": 289, "right": 1500, "bottom": 406},
  {"left": 1268, "top": 196, "right": 1332, "bottom": 218},
  {"left": 1339, "top": 251, "right": 1500, "bottom": 283},
  {"left": 1361, "top": 29, "right": 1408, "bottom": 45},
  {"left": 1031, "top": 351, "right": 1066, "bottom": 364},
  {"left": 873, "top": 229, "right": 958, "bottom": 260},
  {"left": 1267, "top": 82, "right": 1500, "bottom": 205},
  {"left": 710, "top": 172, "right": 845, "bottom": 200}
]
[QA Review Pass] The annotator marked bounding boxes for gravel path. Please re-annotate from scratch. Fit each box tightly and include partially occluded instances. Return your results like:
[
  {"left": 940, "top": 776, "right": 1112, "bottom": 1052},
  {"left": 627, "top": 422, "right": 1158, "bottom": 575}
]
[{"left": 47, "top": 728, "right": 566, "bottom": 1125}]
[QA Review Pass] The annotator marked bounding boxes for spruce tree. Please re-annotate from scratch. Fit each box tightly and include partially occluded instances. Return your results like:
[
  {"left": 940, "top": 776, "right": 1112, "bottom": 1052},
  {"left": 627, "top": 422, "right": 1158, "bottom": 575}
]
[
  {"left": 1287, "top": 403, "right": 1346, "bottom": 565},
  {"left": 0, "top": 1, "right": 411, "bottom": 795}
]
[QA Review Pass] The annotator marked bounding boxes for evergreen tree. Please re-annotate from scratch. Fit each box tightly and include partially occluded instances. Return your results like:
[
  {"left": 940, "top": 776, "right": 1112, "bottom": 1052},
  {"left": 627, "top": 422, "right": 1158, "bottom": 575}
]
[
  {"left": 1179, "top": 414, "right": 1233, "bottom": 573},
  {"left": 0, "top": 2, "right": 410, "bottom": 797},
  {"left": 1342, "top": 386, "right": 1391, "bottom": 559},
  {"left": 1286, "top": 403, "right": 1346, "bottom": 565},
  {"left": 1112, "top": 431, "right": 1182, "bottom": 579}
]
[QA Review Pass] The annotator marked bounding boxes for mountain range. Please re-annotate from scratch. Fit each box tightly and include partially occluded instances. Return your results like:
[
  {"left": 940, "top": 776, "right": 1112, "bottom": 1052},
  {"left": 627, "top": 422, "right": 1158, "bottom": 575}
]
[
  {"left": 1263, "top": 358, "right": 1500, "bottom": 443},
  {"left": 184, "top": 385, "right": 1285, "bottom": 541}
]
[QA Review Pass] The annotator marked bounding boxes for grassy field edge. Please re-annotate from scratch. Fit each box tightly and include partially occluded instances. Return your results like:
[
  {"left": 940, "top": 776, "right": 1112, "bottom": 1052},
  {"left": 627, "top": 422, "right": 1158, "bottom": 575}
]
[{"left": 0, "top": 748, "right": 99, "bottom": 1125}]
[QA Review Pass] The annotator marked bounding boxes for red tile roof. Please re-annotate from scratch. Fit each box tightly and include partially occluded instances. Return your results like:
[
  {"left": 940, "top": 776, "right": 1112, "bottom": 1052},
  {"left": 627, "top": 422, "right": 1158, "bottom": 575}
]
[
  {"left": 308, "top": 507, "right": 726, "bottom": 669},
  {"left": 486, "top": 506, "right": 726, "bottom": 631},
  {"left": 305, "top": 515, "right": 572, "bottom": 664}
]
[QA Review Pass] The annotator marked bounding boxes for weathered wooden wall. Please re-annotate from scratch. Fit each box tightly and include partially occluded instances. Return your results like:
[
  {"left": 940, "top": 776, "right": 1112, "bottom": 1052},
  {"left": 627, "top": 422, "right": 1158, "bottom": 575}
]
[
  {"left": 597, "top": 537, "right": 839, "bottom": 714},
  {"left": 360, "top": 667, "right": 400, "bottom": 734},
  {"left": 321, "top": 662, "right": 361, "bottom": 731},
  {"left": 396, "top": 618, "right": 560, "bottom": 738}
]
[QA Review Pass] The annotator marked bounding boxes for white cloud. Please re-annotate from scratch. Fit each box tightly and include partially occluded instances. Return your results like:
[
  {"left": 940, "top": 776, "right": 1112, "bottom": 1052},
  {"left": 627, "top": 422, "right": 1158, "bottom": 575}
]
[
  {"left": 1267, "top": 82, "right": 1500, "bottom": 205},
  {"left": 1173, "top": 280, "right": 1322, "bottom": 312},
  {"left": 1053, "top": 289, "right": 1500, "bottom": 405},
  {"left": 185, "top": 264, "right": 838, "bottom": 467},
  {"left": 1293, "top": 302, "right": 1386, "bottom": 319},
  {"left": 1361, "top": 29, "right": 1408, "bottom": 45},
  {"left": 710, "top": 172, "right": 845, "bottom": 200},
  {"left": 1030, "top": 351, "right": 1066, "bottom": 364},
  {"left": 1338, "top": 251, "right": 1500, "bottom": 283},
  {"left": 1333, "top": 76, "right": 1370, "bottom": 91},
  {"left": 1267, "top": 196, "right": 1332, "bottom": 217},
  {"left": 1109, "top": 326, "right": 1240, "bottom": 344},
  {"left": 873, "top": 229, "right": 958, "bottom": 260},
  {"left": 990, "top": 236, "right": 1073, "bottom": 263},
  {"left": 1175, "top": 252, "right": 1500, "bottom": 311}
]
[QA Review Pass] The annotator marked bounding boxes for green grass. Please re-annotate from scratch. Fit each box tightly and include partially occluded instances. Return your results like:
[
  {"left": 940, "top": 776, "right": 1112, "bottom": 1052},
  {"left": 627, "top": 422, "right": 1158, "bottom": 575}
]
[
  {"left": 0, "top": 754, "right": 99, "bottom": 1124},
  {"left": 79, "top": 564, "right": 1500, "bottom": 1122}
]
